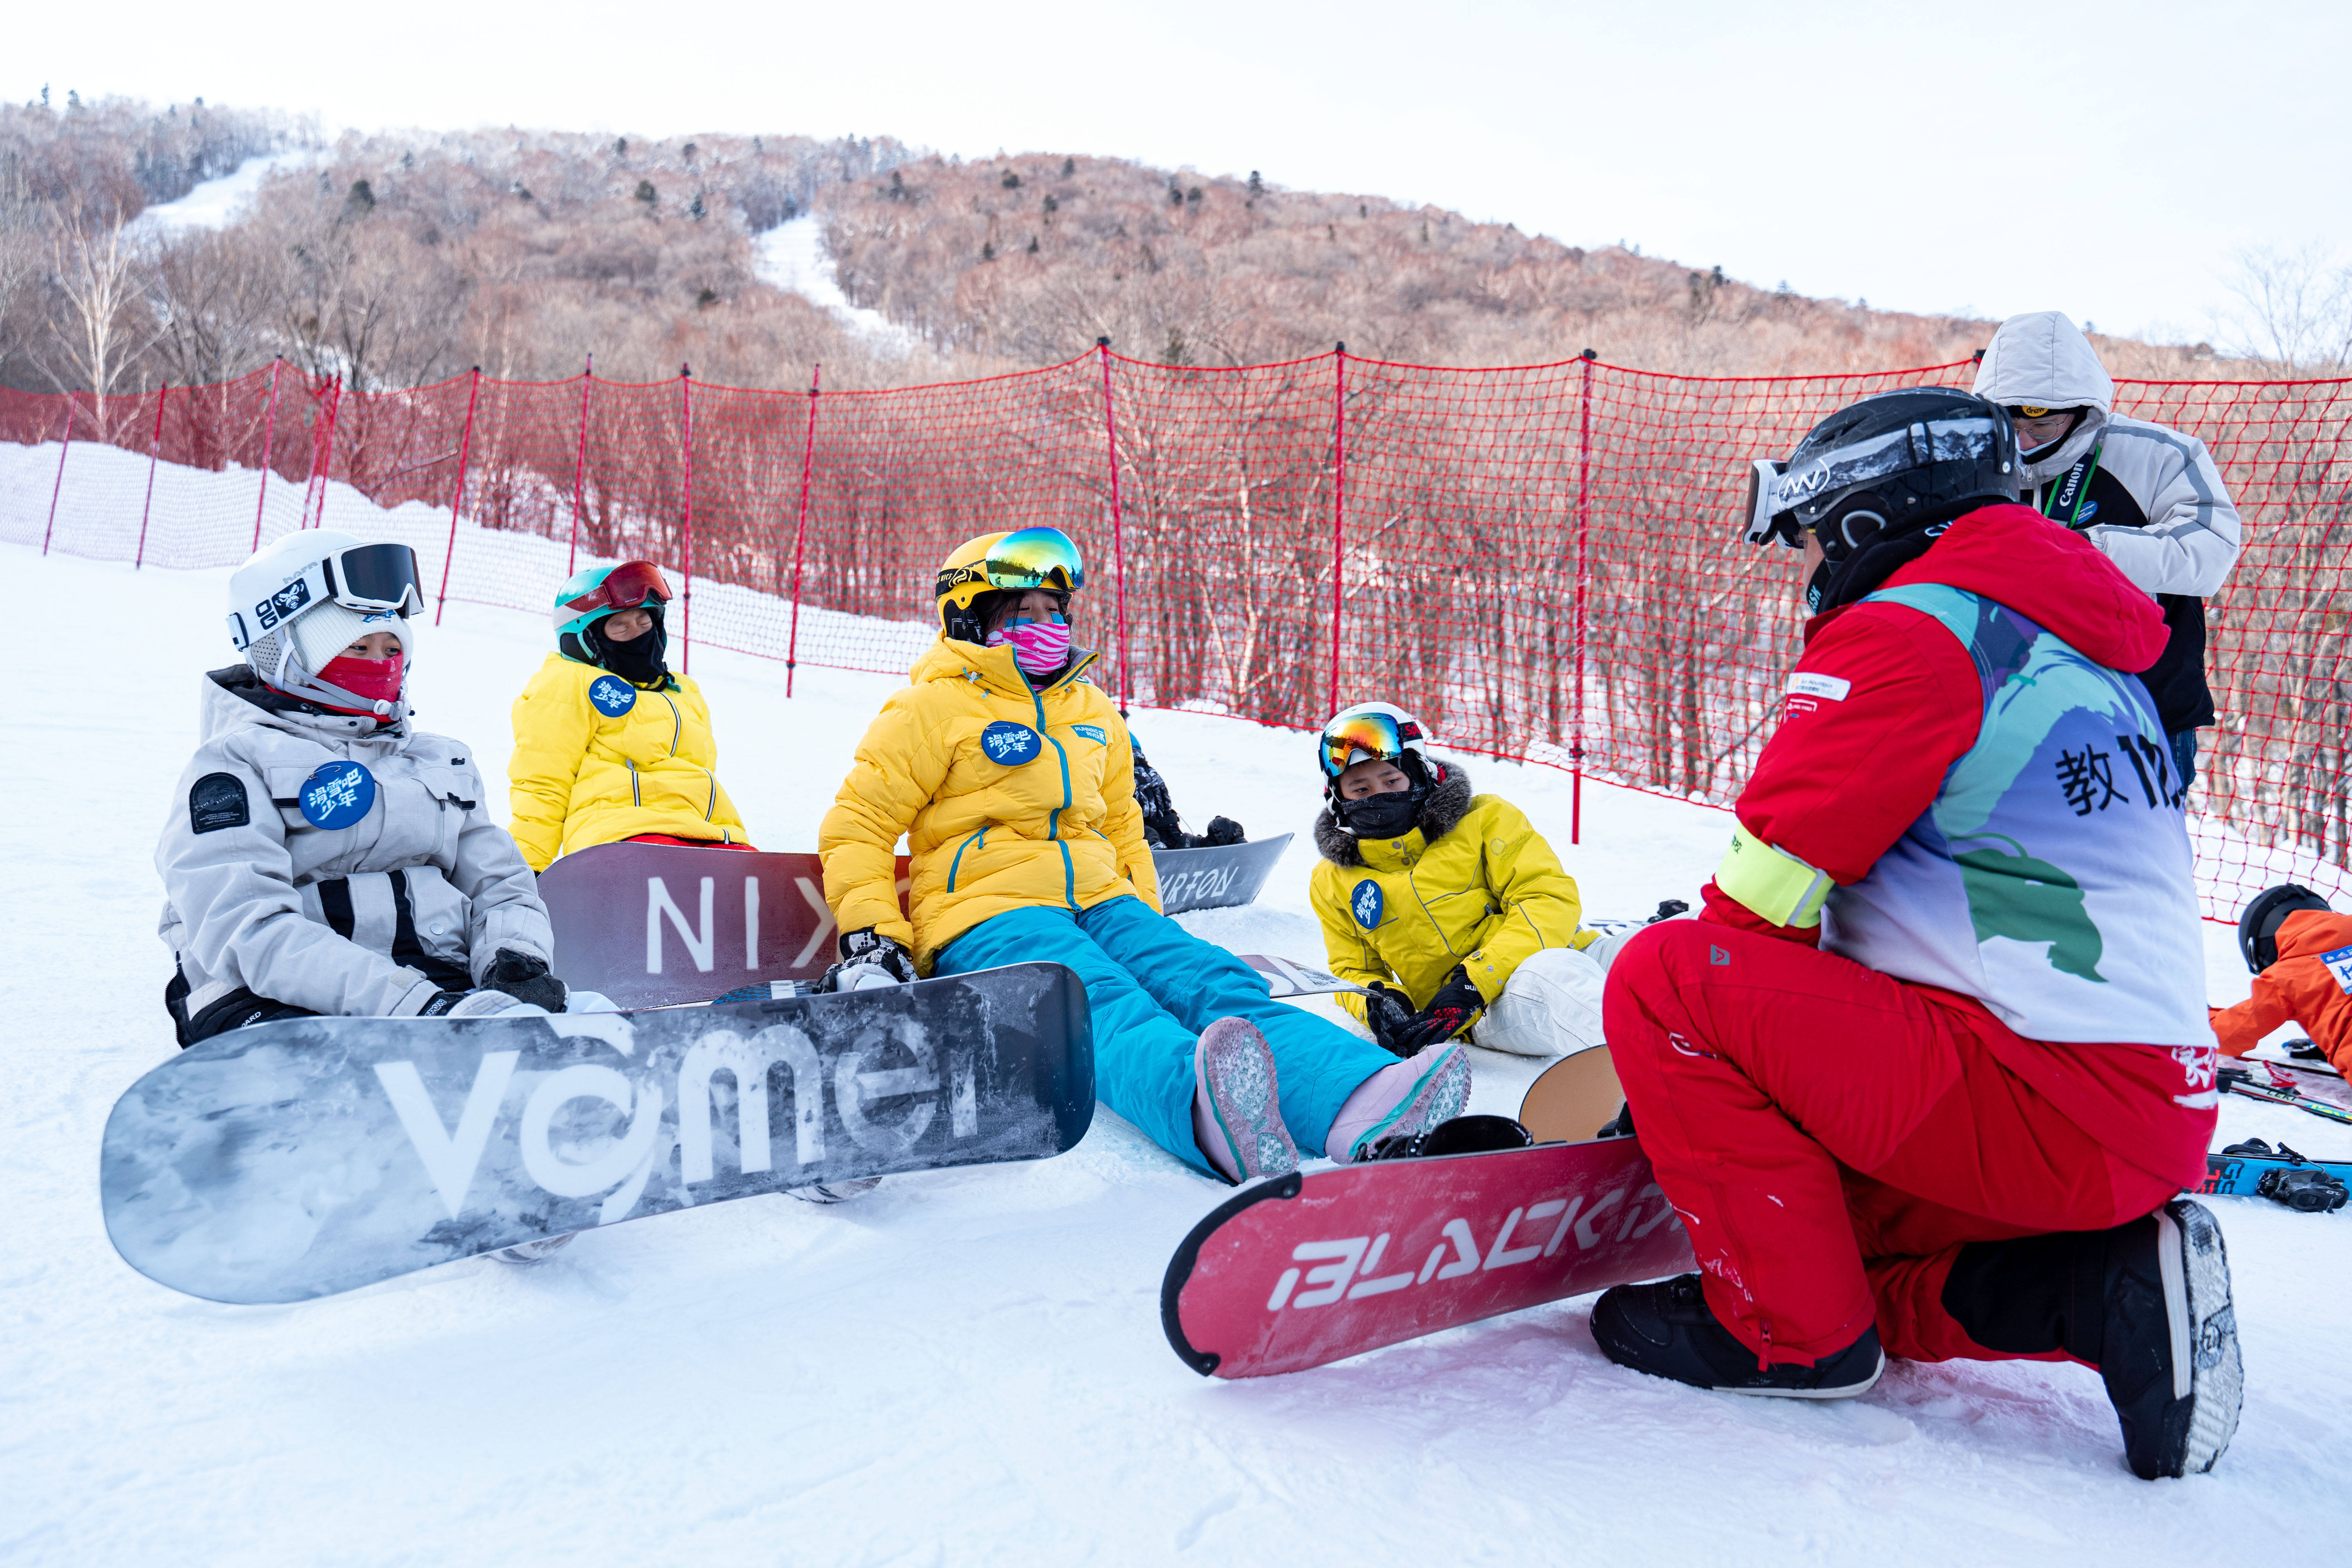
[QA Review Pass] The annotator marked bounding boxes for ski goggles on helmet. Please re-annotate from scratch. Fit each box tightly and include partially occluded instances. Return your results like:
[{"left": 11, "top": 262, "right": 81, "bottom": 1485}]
[
  {"left": 2004, "top": 405, "right": 2078, "bottom": 421},
  {"left": 1744, "top": 416, "right": 2005, "bottom": 548},
  {"left": 938, "top": 527, "right": 1086, "bottom": 601},
  {"left": 560, "top": 560, "right": 672, "bottom": 621},
  {"left": 227, "top": 542, "right": 424, "bottom": 650},
  {"left": 1318, "top": 711, "right": 1424, "bottom": 779}
]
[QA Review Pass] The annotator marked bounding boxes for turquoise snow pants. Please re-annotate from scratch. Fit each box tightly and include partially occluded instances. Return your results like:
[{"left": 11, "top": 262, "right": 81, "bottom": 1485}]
[{"left": 933, "top": 897, "right": 1394, "bottom": 1176}]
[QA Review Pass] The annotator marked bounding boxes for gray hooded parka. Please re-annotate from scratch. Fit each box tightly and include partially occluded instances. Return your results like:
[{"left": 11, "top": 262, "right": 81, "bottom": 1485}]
[{"left": 157, "top": 668, "right": 553, "bottom": 1035}]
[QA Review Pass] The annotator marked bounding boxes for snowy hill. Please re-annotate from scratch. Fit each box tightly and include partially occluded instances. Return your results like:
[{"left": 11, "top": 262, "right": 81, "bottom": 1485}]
[{"left": 2, "top": 542, "right": 2346, "bottom": 1564}]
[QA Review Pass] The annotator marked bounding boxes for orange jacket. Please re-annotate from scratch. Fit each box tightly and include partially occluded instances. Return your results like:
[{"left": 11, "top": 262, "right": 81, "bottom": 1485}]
[{"left": 2209, "top": 908, "right": 2352, "bottom": 1076}]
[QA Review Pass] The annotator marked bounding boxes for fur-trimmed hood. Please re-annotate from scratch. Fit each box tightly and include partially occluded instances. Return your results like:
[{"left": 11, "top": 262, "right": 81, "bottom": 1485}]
[{"left": 1314, "top": 762, "right": 1474, "bottom": 867}]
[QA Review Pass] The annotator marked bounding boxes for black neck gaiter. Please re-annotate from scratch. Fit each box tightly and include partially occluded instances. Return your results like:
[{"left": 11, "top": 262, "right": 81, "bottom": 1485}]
[{"left": 592, "top": 613, "right": 670, "bottom": 687}]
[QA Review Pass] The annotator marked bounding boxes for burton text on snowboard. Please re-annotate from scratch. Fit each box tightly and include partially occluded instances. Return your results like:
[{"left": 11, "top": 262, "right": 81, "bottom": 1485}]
[{"left": 1154, "top": 833, "right": 1292, "bottom": 915}]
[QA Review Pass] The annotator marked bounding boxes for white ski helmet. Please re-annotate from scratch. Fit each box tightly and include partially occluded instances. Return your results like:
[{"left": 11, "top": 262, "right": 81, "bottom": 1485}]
[
  {"left": 226, "top": 530, "right": 423, "bottom": 717},
  {"left": 1317, "top": 702, "right": 1436, "bottom": 796}
]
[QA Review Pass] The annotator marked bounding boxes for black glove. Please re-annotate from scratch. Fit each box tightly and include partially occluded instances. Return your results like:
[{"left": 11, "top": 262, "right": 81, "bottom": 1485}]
[
  {"left": 821, "top": 927, "right": 917, "bottom": 993},
  {"left": 485, "top": 949, "right": 568, "bottom": 1012},
  {"left": 1199, "top": 816, "right": 1245, "bottom": 847},
  {"left": 1392, "top": 965, "right": 1485, "bottom": 1053},
  {"left": 1363, "top": 981, "right": 1417, "bottom": 1057}
]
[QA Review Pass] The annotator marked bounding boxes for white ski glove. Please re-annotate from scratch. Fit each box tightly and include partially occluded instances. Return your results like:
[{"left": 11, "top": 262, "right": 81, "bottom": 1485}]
[
  {"left": 424, "top": 988, "right": 550, "bottom": 1020},
  {"left": 821, "top": 927, "right": 917, "bottom": 993}
]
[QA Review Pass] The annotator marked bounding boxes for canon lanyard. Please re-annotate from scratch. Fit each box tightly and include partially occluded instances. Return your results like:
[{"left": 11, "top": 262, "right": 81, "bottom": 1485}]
[{"left": 2040, "top": 441, "right": 2104, "bottom": 528}]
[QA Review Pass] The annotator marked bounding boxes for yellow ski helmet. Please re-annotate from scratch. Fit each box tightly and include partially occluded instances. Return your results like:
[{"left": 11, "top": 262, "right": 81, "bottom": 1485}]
[{"left": 935, "top": 527, "right": 1085, "bottom": 642}]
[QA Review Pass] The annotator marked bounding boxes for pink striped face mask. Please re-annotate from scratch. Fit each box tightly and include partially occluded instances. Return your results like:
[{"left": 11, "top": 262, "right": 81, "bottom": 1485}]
[{"left": 988, "top": 614, "right": 1071, "bottom": 676}]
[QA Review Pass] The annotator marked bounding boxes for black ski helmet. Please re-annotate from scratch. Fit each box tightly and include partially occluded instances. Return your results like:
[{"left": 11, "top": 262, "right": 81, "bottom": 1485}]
[
  {"left": 1745, "top": 388, "right": 2023, "bottom": 561},
  {"left": 2238, "top": 884, "right": 2332, "bottom": 973}
]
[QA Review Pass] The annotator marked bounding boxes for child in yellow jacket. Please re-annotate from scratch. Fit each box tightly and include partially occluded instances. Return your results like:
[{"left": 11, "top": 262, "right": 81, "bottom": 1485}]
[
  {"left": 508, "top": 561, "right": 751, "bottom": 871},
  {"left": 1308, "top": 702, "right": 1607, "bottom": 1058},
  {"left": 818, "top": 528, "right": 1472, "bottom": 1183}
]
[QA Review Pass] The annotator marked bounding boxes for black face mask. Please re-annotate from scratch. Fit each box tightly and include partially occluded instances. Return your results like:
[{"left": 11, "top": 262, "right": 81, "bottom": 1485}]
[
  {"left": 1335, "top": 787, "right": 1421, "bottom": 841},
  {"left": 590, "top": 610, "right": 669, "bottom": 686}
]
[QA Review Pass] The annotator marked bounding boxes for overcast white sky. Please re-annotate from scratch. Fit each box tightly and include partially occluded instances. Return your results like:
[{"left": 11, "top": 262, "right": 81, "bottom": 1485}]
[{"left": 11, "top": 0, "right": 2344, "bottom": 348}]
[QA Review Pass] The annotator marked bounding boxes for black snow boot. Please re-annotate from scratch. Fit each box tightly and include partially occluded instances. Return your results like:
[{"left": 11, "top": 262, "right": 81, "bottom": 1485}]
[
  {"left": 1591, "top": 1274, "right": 1884, "bottom": 1398},
  {"left": 1941, "top": 1199, "right": 2241, "bottom": 1479}
]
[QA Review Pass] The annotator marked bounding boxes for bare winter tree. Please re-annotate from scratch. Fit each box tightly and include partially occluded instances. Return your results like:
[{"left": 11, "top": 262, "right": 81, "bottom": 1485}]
[
  {"left": 2223, "top": 243, "right": 2352, "bottom": 372},
  {"left": 42, "top": 194, "right": 162, "bottom": 431},
  {"left": 147, "top": 223, "right": 281, "bottom": 386}
]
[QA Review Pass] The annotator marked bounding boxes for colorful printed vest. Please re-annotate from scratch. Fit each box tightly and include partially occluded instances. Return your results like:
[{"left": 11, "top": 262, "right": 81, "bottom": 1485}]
[{"left": 1818, "top": 582, "right": 2209, "bottom": 1045}]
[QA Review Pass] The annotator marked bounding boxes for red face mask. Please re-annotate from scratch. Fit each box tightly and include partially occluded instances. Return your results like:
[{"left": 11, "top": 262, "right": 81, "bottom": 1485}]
[{"left": 316, "top": 652, "right": 406, "bottom": 713}]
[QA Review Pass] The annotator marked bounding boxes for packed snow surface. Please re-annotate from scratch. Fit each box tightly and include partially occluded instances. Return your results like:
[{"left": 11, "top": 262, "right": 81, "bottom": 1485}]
[
  {"left": 754, "top": 214, "right": 919, "bottom": 350},
  {"left": 2, "top": 539, "right": 2346, "bottom": 1564},
  {"left": 128, "top": 152, "right": 313, "bottom": 238}
]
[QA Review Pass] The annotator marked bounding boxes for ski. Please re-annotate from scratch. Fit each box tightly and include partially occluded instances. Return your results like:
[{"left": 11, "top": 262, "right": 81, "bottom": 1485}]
[
  {"left": 2219, "top": 1065, "right": 2352, "bottom": 1127},
  {"left": 103, "top": 962, "right": 1094, "bottom": 1304},
  {"left": 2199, "top": 1147, "right": 2352, "bottom": 1198},
  {"left": 2244, "top": 1054, "right": 2352, "bottom": 1112},
  {"left": 1160, "top": 1132, "right": 1693, "bottom": 1379}
]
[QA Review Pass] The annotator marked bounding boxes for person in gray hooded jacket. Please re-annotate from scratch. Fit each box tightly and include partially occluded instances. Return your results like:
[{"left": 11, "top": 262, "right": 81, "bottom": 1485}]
[
  {"left": 160, "top": 529, "right": 563, "bottom": 1047},
  {"left": 1973, "top": 311, "right": 2243, "bottom": 786}
]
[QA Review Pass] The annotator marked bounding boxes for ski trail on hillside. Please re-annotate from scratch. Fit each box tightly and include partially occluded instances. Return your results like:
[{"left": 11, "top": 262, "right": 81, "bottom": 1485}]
[{"left": 755, "top": 216, "right": 918, "bottom": 351}]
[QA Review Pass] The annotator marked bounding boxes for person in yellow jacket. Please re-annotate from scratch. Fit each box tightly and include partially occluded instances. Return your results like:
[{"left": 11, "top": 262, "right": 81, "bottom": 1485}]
[
  {"left": 818, "top": 528, "right": 1471, "bottom": 1183},
  {"left": 508, "top": 561, "right": 752, "bottom": 871},
  {"left": 1309, "top": 702, "right": 1608, "bottom": 1059}
]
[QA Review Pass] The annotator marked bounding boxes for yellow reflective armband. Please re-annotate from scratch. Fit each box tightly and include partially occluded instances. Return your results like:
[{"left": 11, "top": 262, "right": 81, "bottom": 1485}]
[{"left": 1715, "top": 822, "right": 1834, "bottom": 929}]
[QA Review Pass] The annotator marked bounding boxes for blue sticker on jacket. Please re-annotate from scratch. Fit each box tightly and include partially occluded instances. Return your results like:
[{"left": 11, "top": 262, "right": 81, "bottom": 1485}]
[
  {"left": 979, "top": 721, "right": 1042, "bottom": 766},
  {"left": 1351, "top": 879, "right": 1383, "bottom": 929},
  {"left": 299, "top": 760, "right": 377, "bottom": 829},
  {"left": 588, "top": 675, "right": 637, "bottom": 717},
  {"left": 1073, "top": 724, "right": 1107, "bottom": 745}
]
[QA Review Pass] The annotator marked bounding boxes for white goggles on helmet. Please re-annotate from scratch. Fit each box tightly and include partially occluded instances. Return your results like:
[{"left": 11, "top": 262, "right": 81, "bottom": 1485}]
[
  {"left": 1744, "top": 417, "right": 2005, "bottom": 547},
  {"left": 228, "top": 543, "right": 424, "bottom": 651}
]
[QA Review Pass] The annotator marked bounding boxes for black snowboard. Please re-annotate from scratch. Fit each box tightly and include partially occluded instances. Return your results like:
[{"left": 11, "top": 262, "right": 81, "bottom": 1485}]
[{"left": 102, "top": 962, "right": 1093, "bottom": 1304}]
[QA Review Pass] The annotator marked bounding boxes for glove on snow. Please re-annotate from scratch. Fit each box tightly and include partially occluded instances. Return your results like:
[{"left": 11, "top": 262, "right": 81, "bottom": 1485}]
[
  {"left": 822, "top": 927, "right": 917, "bottom": 993},
  {"left": 1362, "top": 982, "right": 1419, "bottom": 1057},
  {"left": 1198, "top": 815, "right": 1246, "bottom": 847},
  {"left": 485, "top": 949, "right": 568, "bottom": 1012},
  {"left": 1392, "top": 965, "right": 1484, "bottom": 1053}
]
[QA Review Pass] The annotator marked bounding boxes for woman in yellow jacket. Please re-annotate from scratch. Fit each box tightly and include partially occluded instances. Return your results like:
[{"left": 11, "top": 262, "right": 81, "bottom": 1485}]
[
  {"left": 508, "top": 561, "right": 751, "bottom": 871},
  {"left": 1308, "top": 702, "right": 1608, "bottom": 1059},
  {"left": 818, "top": 528, "right": 1470, "bottom": 1183}
]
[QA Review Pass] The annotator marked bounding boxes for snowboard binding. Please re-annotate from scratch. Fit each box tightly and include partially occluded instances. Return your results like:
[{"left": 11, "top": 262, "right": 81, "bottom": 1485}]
[
  {"left": 2220, "top": 1138, "right": 2348, "bottom": 1212},
  {"left": 1357, "top": 1113, "right": 1531, "bottom": 1162}
]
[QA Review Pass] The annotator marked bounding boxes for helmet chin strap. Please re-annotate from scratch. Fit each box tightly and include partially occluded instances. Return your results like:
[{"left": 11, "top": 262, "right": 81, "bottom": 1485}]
[{"left": 268, "top": 640, "right": 409, "bottom": 725}]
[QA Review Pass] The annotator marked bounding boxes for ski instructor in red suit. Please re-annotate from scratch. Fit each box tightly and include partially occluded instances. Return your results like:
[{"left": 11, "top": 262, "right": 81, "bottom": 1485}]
[{"left": 1593, "top": 387, "right": 2241, "bottom": 1481}]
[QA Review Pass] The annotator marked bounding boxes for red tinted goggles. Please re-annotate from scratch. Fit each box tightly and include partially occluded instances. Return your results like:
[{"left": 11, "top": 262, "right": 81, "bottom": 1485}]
[{"left": 563, "top": 561, "right": 672, "bottom": 618}]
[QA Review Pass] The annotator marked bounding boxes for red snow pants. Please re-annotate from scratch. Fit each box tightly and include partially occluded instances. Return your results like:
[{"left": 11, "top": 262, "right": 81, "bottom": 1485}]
[{"left": 1604, "top": 920, "right": 2195, "bottom": 1367}]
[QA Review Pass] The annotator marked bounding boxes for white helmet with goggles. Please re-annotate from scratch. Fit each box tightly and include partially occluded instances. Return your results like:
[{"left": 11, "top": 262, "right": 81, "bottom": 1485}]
[
  {"left": 1318, "top": 702, "right": 1435, "bottom": 794},
  {"left": 226, "top": 530, "right": 422, "bottom": 717}
]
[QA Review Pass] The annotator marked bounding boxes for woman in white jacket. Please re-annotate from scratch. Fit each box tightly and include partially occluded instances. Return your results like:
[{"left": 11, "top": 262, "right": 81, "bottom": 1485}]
[
  {"left": 159, "top": 531, "right": 563, "bottom": 1047},
  {"left": 1973, "top": 311, "right": 2243, "bottom": 787}
]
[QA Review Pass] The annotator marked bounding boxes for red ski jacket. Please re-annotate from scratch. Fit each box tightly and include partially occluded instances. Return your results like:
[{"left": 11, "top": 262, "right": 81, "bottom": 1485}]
[
  {"left": 1700, "top": 502, "right": 2216, "bottom": 1184},
  {"left": 2210, "top": 908, "right": 2352, "bottom": 1079}
]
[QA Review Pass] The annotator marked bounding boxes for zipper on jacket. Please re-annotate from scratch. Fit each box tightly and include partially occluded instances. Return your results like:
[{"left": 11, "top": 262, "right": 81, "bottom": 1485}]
[
  {"left": 947, "top": 827, "right": 986, "bottom": 891},
  {"left": 704, "top": 771, "right": 716, "bottom": 821},
  {"left": 628, "top": 759, "right": 641, "bottom": 807},
  {"left": 661, "top": 691, "right": 682, "bottom": 755},
  {"left": 1031, "top": 683, "right": 1080, "bottom": 910}
]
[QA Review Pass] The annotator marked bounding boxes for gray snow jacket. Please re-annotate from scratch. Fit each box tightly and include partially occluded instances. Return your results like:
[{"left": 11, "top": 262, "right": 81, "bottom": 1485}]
[
  {"left": 157, "top": 668, "right": 554, "bottom": 1029},
  {"left": 1973, "top": 312, "right": 2243, "bottom": 730}
]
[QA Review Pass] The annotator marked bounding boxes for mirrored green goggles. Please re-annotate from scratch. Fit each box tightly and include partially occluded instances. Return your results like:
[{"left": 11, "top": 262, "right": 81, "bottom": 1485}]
[{"left": 978, "top": 527, "right": 1086, "bottom": 593}]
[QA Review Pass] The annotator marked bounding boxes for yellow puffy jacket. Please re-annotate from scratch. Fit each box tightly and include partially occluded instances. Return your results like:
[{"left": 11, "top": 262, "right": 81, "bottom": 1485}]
[
  {"left": 508, "top": 654, "right": 747, "bottom": 871},
  {"left": 820, "top": 637, "right": 1159, "bottom": 972},
  {"left": 1308, "top": 766, "right": 1590, "bottom": 1025}
]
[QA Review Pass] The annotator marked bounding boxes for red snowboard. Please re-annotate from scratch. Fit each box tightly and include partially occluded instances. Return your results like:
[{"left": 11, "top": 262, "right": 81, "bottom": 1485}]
[{"left": 1161, "top": 1135, "right": 1694, "bottom": 1378}]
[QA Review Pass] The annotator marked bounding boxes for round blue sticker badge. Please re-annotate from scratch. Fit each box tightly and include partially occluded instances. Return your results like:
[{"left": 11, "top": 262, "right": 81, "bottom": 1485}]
[
  {"left": 299, "top": 760, "right": 377, "bottom": 830},
  {"left": 1351, "top": 879, "right": 1384, "bottom": 929},
  {"left": 588, "top": 675, "right": 637, "bottom": 717},
  {"left": 978, "top": 720, "right": 1042, "bottom": 766}
]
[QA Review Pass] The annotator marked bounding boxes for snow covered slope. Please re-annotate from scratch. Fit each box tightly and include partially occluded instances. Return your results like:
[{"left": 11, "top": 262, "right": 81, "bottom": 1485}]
[
  {"left": 755, "top": 215, "right": 918, "bottom": 351},
  {"left": 1, "top": 542, "right": 2345, "bottom": 1565}
]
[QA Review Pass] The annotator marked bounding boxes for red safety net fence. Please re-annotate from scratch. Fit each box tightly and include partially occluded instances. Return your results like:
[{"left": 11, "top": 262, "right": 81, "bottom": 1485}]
[{"left": 4, "top": 347, "right": 2347, "bottom": 922}]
